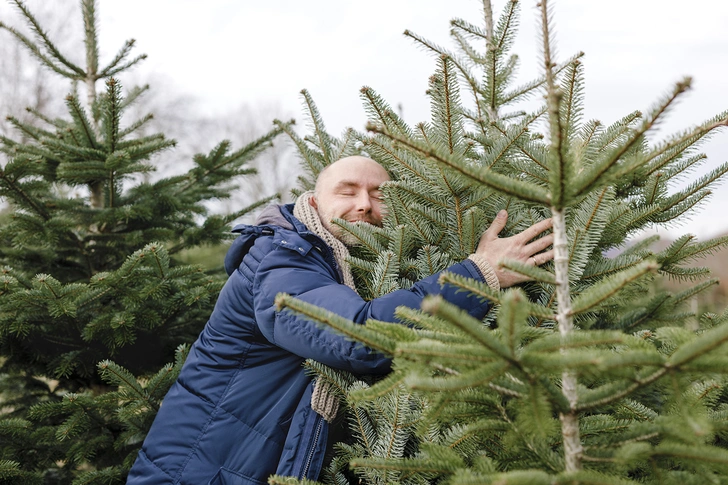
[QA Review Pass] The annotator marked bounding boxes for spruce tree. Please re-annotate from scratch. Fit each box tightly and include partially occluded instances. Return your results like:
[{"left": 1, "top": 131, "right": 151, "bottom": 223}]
[
  {"left": 274, "top": 0, "right": 728, "bottom": 483},
  {"left": 0, "top": 1, "right": 288, "bottom": 483}
]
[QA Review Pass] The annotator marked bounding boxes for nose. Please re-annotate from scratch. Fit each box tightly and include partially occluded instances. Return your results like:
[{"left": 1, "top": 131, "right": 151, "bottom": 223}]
[{"left": 355, "top": 192, "right": 372, "bottom": 213}]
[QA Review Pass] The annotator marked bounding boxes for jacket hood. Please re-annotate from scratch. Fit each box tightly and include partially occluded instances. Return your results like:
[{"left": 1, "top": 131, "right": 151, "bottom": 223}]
[
  {"left": 225, "top": 203, "right": 304, "bottom": 275},
  {"left": 255, "top": 203, "right": 294, "bottom": 230}
]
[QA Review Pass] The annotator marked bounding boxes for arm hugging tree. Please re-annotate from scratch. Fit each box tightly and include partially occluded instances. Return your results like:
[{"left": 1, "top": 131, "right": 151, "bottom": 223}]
[{"left": 275, "top": 0, "right": 728, "bottom": 484}]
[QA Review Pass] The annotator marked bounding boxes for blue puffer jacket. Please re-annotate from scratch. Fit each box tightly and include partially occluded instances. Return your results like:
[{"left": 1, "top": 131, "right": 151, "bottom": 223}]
[{"left": 126, "top": 204, "right": 491, "bottom": 485}]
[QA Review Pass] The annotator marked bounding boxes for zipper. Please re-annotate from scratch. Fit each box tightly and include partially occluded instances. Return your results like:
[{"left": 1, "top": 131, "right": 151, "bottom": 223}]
[
  {"left": 301, "top": 413, "right": 324, "bottom": 479},
  {"left": 325, "top": 252, "right": 343, "bottom": 284},
  {"left": 311, "top": 237, "right": 343, "bottom": 284}
]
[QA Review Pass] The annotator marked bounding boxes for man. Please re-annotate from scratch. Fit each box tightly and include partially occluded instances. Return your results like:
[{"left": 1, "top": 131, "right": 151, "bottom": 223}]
[{"left": 127, "top": 156, "right": 553, "bottom": 484}]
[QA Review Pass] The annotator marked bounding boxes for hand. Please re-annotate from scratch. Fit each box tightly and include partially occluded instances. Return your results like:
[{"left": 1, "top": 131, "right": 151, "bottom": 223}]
[{"left": 475, "top": 210, "right": 554, "bottom": 288}]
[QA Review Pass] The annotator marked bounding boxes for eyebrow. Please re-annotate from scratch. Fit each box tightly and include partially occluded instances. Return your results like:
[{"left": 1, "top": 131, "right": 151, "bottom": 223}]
[
  {"left": 333, "top": 180, "right": 359, "bottom": 189},
  {"left": 333, "top": 180, "right": 383, "bottom": 191}
]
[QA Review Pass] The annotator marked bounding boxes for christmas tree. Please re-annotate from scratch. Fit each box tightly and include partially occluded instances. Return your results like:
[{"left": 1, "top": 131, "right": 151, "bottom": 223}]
[
  {"left": 0, "top": 1, "right": 288, "bottom": 483},
  {"left": 274, "top": 0, "right": 728, "bottom": 483}
]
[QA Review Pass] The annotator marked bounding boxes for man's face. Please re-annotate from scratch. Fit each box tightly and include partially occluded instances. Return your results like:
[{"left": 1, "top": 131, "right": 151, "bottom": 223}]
[{"left": 310, "top": 156, "right": 390, "bottom": 243}]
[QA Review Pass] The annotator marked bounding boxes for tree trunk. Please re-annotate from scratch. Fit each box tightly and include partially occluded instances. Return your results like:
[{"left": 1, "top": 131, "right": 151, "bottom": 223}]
[{"left": 552, "top": 207, "right": 583, "bottom": 471}]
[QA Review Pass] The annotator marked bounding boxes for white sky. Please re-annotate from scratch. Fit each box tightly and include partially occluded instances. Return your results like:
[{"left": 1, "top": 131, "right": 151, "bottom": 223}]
[{"left": 7, "top": 0, "right": 728, "bottom": 238}]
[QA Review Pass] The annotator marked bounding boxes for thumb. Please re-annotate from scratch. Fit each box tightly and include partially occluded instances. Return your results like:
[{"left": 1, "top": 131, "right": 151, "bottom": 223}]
[{"left": 484, "top": 210, "right": 508, "bottom": 239}]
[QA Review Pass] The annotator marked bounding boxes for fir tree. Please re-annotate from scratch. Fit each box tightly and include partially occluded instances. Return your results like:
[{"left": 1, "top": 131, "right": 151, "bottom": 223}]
[
  {"left": 0, "top": 1, "right": 288, "bottom": 483},
  {"left": 275, "top": 0, "right": 728, "bottom": 483}
]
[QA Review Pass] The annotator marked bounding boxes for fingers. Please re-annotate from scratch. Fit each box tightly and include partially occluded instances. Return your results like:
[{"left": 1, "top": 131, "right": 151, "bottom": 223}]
[
  {"left": 526, "top": 233, "right": 554, "bottom": 254},
  {"left": 484, "top": 209, "right": 508, "bottom": 240},
  {"left": 519, "top": 217, "right": 553, "bottom": 242},
  {"left": 529, "top": 249, "right": 554, "bottom": 266}
]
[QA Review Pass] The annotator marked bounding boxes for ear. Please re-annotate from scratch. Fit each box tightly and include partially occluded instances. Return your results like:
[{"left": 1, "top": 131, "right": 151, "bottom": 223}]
[{"left": 309, "top": 196, "right": 318, "bottom": 210}]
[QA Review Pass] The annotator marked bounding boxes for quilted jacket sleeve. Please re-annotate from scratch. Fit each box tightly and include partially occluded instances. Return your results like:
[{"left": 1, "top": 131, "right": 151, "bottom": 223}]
[{"left": 252, "top": 235, "right": 491, "bottom": 375}]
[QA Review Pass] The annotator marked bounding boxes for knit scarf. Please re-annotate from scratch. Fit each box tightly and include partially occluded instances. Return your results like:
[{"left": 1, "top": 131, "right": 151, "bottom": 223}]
[
  {"left": 293, "top": 191, "right": 356, "bottom": 291},
  {"left": 293, "top": 191, "right": 355, "bottom": 422}
]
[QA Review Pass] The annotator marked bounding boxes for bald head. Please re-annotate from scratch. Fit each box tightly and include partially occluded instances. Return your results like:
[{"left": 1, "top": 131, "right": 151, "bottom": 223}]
[
  {"left": 309, "top": 156, "right": 390, "bottom": 242},
  {"left": 314, "top": 156, "right": 390, "bottom": 196}
]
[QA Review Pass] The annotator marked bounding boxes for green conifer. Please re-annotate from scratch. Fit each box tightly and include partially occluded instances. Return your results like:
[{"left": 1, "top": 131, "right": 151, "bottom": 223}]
[
  {"left": 0, "top": 1, "right": 288, "bottom": 482},
  {"left": 275, "top": 0, "right": 728, "bottom": 483}
]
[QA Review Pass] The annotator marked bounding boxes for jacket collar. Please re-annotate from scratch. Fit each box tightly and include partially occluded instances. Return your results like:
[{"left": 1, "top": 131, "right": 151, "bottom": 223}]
[{"left": 255, "top": 203, "right": 315, "bottom": 238}]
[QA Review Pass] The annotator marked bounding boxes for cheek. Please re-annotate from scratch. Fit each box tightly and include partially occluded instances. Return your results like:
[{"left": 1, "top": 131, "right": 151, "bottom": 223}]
[
  {"left": 372, "top": 200, "right": 386, "bottom": 219},
  {"left": 329, "top": 199, "right": 354, "bottom": 218}
]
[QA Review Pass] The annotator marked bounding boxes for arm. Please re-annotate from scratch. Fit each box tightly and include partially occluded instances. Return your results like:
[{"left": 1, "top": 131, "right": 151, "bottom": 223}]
[
  {"left": 253, "top": 210, "right": 553, "bottom": 373},
  {"left": 253, "top": 243, "right": 490, "bottom": 374}
]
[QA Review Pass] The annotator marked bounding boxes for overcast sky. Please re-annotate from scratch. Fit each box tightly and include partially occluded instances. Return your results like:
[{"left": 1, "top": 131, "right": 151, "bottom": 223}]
[{"left": 5, "top": 0, "right": 728, "bottom": 238}]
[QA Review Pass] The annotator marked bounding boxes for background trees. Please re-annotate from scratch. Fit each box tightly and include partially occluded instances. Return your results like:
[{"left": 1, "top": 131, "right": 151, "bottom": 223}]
[{"left": 0, "top": 1, "right": 292, "bottom": 482}]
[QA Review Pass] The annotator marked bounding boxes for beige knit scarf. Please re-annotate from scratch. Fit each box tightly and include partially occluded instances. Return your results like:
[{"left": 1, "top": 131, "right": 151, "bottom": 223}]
[
  {"left": 293, "top": 191, "right": 354, "bottom": 422},
  {"left": 293, "top": 191, "right": 356, "bottom": 291}
]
